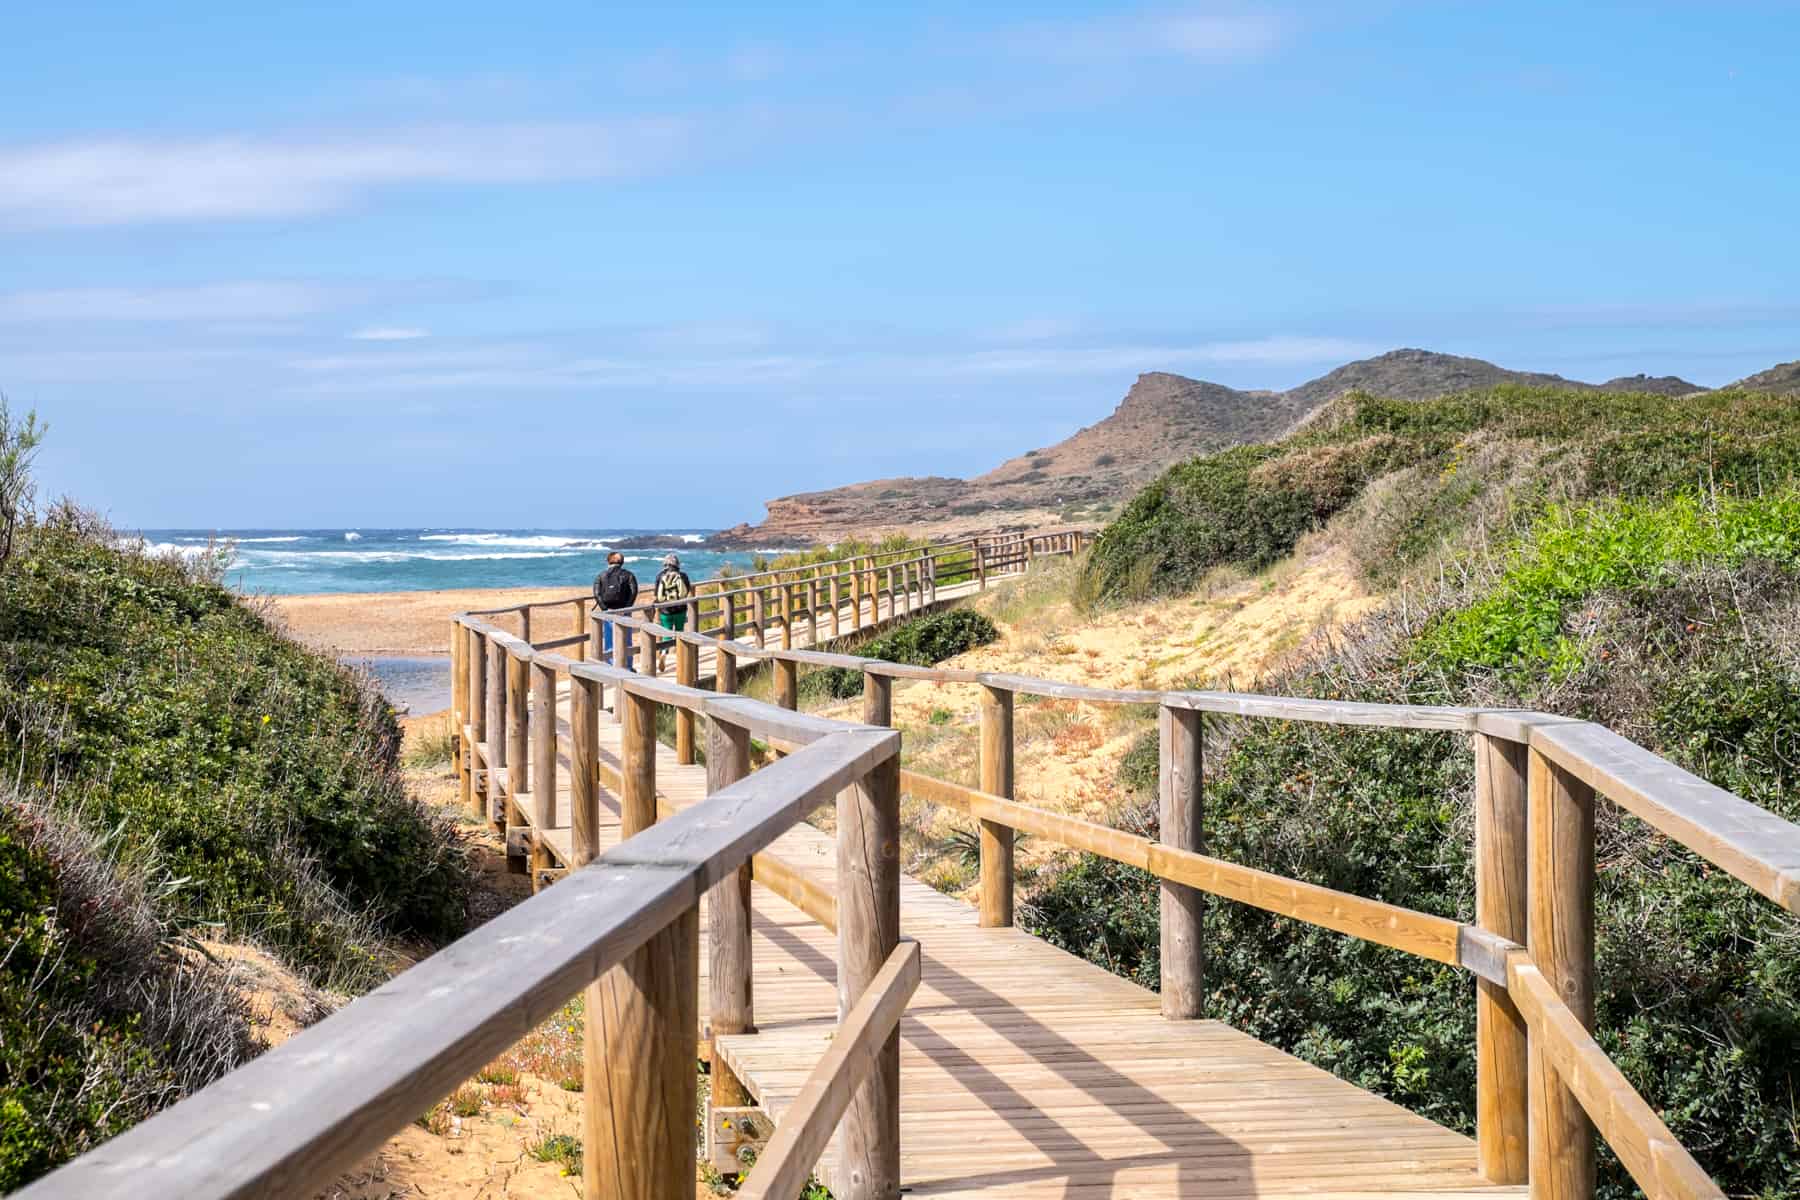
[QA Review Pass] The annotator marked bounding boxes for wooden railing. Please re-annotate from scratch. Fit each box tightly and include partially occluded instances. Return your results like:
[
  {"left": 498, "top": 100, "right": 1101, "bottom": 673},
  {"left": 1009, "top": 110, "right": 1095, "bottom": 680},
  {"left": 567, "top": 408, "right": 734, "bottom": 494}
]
[
  {"left": 19, "top": 528, "right": 1800, "bottom": 1200},
  {"left": 468, "top": 528, "right": 1092, "bottom": 658}
]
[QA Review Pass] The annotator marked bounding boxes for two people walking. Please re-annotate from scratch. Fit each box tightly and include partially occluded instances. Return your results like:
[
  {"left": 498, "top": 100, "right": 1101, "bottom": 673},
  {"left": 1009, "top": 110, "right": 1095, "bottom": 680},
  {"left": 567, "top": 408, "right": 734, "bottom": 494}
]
[{"left": 592, "top": 551, "right": 692, "bottom": 670}]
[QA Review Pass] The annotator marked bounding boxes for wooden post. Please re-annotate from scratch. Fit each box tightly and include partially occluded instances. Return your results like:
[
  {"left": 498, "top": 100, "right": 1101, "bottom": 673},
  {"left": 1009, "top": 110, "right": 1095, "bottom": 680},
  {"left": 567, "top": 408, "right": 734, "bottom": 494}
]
[
  {"left": 1527, "top": 748, "right": 1596, "bottom": 1200},
  {"left": 885, "top": 566, "right": 896, "bottom": 625},
  {"left": 1158, "top": 705, "right": 1204, "bottom": 1019},
  {"left": 569, "top": 674, "right": 600, "bottom": 866},
  {"left": 506, "top": 650, "right": 529, "bottom": 794},
  {"left": 975, "top": 537, "right": 987, "bottom": 591},
  {"left": 706, "top": 710, "right": 755, "bottom": 1108},
  {"left": 585, "top": 680, "right": 695, "bottom": 1197},
  {"left": 978, "top": 684, "right": 1015, "bottom": 928},
  {"left": 531, "top": 660, "right": 558, "bottom": 832},
  {"left": 637, "top": 622, "right": 657, "bottom": 678},
  {"left": 485, "top": 638, "right": 507, "bottom": 829},
  {"left": 468, "top": 627, "right": 488, "bottom": 820},
  {"left": 572, "top": 599, "right": 588, "bottom": 661},
  {"left": 504, "top": 649, "right": 530, "bottom": 859},
  {"left": 772, "top": 657, "right": 798, "bottom": 760},
  {"left": 830, "top": 574, "right": 842, "bottom": 639},
  {"left": 774, "top": 657, "right": 797, "bottom": 710},
  {"left": 838, "top": 672, "right": 900, "bottom": 1198},
  {"left": 585, "top": 898, "right": 695, "bottom": 1193},
  {"left": 453, "top": 624, "right": 471, "bottom": 813},
  {"left": 724, "top": 591, "right": 737, "bottom": 642},
  {"left": 520, "top": 607, "right": 532, "bottom": 645},
  {"left": 1476, "top": 734, "right": 1530, "bottom": 1184},
  {"left": 752, "top": 586, "right": 766, "bottom": 649},
  {"left": 852, "top": 559, "right": 865, "bottom": 628},
  {"left": 717, "top": 645, "right": 738, "bottom": 695},
  {"left": 675, "top": 639, "right": 698, "bottom": 765}
]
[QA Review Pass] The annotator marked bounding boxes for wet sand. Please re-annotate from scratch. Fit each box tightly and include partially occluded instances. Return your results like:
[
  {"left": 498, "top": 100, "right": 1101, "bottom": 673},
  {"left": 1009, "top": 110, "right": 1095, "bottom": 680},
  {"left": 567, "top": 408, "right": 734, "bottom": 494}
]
[{"left": 270, "top": 586, "right": 586, "bottom": 657}]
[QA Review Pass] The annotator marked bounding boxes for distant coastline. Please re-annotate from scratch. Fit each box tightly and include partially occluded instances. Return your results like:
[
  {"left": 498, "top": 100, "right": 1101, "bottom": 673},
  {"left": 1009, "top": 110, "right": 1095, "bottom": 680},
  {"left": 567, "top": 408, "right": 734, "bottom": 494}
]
[{"left": 128, "top": 528, "right": 791, "bottom": 596}]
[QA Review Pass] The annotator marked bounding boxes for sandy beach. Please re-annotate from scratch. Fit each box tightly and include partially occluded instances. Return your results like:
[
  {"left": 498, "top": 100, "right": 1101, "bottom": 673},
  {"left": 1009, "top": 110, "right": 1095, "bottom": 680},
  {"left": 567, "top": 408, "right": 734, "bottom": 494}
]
[{"left": 270, "top": 585, "right": 586, "bottom": 657}]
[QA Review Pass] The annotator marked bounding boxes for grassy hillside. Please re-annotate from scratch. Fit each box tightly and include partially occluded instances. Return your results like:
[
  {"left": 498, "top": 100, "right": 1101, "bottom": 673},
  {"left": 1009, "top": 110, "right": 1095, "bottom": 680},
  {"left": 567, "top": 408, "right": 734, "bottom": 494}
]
[
  {"left": 1033, "top": 390, "right": 1800, "bottom": 1197},
  {"left": 1, "top": 508, "right": 470, "bottom": 1186},
  {"left": 1085, "top": 386, "right": 1800, "bottom": 601}
]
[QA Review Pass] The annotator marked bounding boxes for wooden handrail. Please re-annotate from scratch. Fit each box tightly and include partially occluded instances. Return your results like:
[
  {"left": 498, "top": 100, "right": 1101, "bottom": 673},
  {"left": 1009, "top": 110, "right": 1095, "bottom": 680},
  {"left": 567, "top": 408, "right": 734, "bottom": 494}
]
[
  {"left": 1504, "top": 949, "right": 1722, "bottom": 1200},
  {"left": 736, "top": 940, "right": 922, "bottom": 1200},
  {"left": 900, "top": 771, "right": 1467, "bottom": 967},
  {"left": 15, "top": 719, "right": 896, "bottom": 1200}
]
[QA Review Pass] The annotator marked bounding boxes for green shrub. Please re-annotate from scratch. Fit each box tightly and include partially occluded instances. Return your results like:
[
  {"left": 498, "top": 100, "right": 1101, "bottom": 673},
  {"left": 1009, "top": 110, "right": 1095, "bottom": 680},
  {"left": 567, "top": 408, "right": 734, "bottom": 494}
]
[
  {"left": 811, "top": 609, "right": 999, "bottom": 700},
  {"left": 1, "top": 792, "right": 258, "bottom": 1190},
  {"left": 1083, "top": 385, "right": 1800, "bottom": 605},
  {"left": 1026, "top": 493, "right": 1800, "bottom": 1198},
  {"left": 0, "top": 520, "right": 470, "bottom": 985}
]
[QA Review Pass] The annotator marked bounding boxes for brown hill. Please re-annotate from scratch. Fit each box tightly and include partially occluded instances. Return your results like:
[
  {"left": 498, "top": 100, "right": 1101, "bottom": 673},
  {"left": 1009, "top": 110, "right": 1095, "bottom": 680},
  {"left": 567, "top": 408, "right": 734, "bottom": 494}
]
[
  {"left": 1732, "top": 360, "right": 1800, "bottom": 393},
  {"left": 710, "top": 349, "right": 1735, "bottom": 546}
]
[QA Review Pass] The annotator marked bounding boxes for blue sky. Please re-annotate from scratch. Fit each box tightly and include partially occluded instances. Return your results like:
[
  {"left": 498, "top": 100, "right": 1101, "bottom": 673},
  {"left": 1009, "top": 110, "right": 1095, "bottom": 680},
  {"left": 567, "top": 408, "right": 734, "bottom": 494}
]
[{"left": 4, "top": 2, "right": 1796, "bottom": 528}]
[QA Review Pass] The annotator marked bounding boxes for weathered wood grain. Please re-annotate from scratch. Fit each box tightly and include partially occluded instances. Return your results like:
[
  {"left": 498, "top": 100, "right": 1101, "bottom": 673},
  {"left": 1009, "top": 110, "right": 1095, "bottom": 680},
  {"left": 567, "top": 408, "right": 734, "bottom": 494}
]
[
  {"left": 1475, "top": 733, "right": 1528, "bottom": 1183},
  {"left": 1528, "top": 748, "right": 1596, "bottom": 1200}
]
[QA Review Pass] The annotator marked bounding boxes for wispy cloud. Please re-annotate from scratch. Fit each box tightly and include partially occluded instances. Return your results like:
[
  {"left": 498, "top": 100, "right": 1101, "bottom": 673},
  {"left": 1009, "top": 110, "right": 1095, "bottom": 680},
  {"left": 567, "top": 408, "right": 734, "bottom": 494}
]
[
  {"left": 0, "top": 119, "right": 694, "bottom": 229},
  {"left": 1006, "top": 6, "right": 1292, "bottom": 64},
  {"left": 350, "top": 327, "right": 429, "bottom": 341}
]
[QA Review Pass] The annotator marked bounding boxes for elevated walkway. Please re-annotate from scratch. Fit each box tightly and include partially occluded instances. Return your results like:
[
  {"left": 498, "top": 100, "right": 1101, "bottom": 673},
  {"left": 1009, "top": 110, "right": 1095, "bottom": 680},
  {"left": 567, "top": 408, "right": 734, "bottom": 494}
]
[{"left": 546, "top": 687, "right": 1520, "bottom": 1198}]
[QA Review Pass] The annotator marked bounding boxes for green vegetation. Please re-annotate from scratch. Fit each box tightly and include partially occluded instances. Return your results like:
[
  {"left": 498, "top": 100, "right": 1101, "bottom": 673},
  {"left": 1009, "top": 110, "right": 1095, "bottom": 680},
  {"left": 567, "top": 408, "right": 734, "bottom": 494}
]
[
  {"left": 1085, "top": 385, "right": 1800, "bottom": 602},
  {"left": 811, "top": 608, "right": 999, "bottom": 699},
  {"left": 1028, "top": 489, "right": 1800, "bottom": 1198},
  {"left": 0, "top": 492, "right": 471, "bottom": 1186}
]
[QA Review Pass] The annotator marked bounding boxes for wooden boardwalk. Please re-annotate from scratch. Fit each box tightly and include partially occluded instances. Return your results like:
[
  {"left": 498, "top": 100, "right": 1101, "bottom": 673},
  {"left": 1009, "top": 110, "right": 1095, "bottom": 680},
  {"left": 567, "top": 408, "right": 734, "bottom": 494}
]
[{"left": 539, "top": 684, "right": 1524, "bottom": 1199}]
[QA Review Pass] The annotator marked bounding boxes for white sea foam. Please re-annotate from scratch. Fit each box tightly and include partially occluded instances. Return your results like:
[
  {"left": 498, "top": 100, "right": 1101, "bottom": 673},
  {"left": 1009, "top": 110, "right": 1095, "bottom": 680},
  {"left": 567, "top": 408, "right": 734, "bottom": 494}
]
[
  {"left": 680, "top": 533, "right": 705, "bottom": 544},
  {"left": 344, "top": 531, "right": 362, "bottom": 541},
  {"left": 133, "top": 540, "right": 230, "bottom": 561},
  {"left": 238, "top": 548, "right": 586, "bottom": 566},
  {"left": 419, "top": 532, "right": 605, "bottom": 549}
]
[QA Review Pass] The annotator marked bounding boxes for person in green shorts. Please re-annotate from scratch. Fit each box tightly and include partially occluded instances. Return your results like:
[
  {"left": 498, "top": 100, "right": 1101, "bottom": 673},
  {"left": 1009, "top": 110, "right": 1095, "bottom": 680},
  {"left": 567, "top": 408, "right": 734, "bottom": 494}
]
[{"left": 653, "top": 553, "right": 693, "bottom": 671}]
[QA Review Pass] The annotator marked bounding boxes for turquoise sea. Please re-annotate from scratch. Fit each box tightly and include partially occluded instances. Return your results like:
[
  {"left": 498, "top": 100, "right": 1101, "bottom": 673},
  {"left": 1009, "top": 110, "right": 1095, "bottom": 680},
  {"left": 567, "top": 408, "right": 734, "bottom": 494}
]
[
  {"left": 126, "top": 528, "right": 790, "bottom": 712},
  {"left": 129, "top": 528, "right": 783, "bottom": 596}
]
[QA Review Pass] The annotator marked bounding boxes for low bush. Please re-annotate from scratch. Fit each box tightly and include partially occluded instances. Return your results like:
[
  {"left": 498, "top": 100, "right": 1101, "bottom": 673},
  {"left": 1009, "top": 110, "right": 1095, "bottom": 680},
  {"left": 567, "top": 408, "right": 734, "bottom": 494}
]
[
  {"left": 1, "top": 790, "right": 259, "bottom": 1188},
  {"left": 1083, "top": 384, "right": 1800, "bottom": 604},
  {"left": 1028, "top": 493, "right": 1800, "bottom": 1198},
  {"left": 811, "top": 609, "right": 999, "bottom": 700},
  {"left": 0, "top": 519, "right": 470, "bottom": 985}
]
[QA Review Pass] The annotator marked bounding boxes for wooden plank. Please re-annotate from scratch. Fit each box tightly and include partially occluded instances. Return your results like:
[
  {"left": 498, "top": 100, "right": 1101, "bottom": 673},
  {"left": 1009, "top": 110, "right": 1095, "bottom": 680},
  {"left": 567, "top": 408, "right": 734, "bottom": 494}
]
[
  {"left": 1529, "top": 719, "right": 1800, "bottom": 915},
  {"left": 738, "top": 942, "right": 921, "bottom": 1200},
  {"left": 1148, "top": 843, "right": 1463, "bottom": 964},
  {"left": 15, "top": 863, "right": 695, "bottom": 1200}
]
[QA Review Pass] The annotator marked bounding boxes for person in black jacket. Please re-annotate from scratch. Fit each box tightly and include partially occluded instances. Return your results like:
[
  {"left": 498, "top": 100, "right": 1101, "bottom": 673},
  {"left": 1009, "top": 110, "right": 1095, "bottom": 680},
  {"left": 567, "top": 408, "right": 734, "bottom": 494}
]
[{"left": 592, "top": 552, "right": 638, "bottom": 657}]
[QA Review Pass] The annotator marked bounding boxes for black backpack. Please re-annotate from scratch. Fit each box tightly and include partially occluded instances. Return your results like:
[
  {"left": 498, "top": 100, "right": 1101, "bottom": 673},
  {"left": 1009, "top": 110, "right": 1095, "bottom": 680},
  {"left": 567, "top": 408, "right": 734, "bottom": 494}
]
[{"left": 595, "top": 566, "right": 636, "bottom": 609}]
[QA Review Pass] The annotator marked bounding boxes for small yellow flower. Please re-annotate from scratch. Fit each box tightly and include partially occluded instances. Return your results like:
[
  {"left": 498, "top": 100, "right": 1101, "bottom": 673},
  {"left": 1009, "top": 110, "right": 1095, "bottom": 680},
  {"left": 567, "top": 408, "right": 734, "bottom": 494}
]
[{"left": 261, "top": 714, "right": 271, "bottom": 725}]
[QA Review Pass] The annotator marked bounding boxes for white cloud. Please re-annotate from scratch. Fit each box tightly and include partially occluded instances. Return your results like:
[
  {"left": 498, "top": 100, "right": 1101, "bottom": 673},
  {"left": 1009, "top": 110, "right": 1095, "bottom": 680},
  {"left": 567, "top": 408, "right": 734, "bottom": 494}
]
[
  {"left": 350, "top": 327, "right": 429, "bottom": 341},
  {"left": 0, "top": 119, "right": 694, "bottom": 229},
  {"left": 1008, "top": 6, "right": 1291, "bottom": 64}
]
